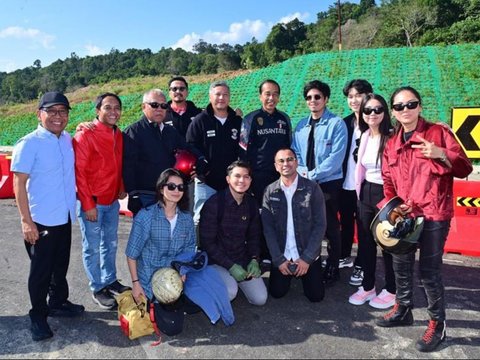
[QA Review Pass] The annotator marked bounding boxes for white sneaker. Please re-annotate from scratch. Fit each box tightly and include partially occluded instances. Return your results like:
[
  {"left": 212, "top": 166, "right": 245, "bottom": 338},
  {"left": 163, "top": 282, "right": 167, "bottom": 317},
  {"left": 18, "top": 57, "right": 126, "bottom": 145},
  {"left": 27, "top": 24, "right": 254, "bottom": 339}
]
[
  {"left": 369, "top": 289, "right": 396, "bottom": 309},
  {"left": 349, "top": 287, "right": 376, "bottom": 305},
  {"left": 339, "top": 257, "right": 354, "bottom": 268},
  {"left": 349, "top": 266, "right": 363, "bottom": 286}
]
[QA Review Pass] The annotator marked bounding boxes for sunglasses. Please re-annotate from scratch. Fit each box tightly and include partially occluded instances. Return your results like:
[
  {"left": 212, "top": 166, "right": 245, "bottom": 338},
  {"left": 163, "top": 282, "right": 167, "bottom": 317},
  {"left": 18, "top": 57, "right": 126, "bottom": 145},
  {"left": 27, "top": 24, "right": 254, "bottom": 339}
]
[
  {"left": 169, "top": 86, "right": 187, "bottom": 92},
  {"left": 363, "top": 106, "right": 384, "bottom": 115},
  {"left": 276, "top": 156, "right": 296, "bottom": 164},
  {"left": 164, "top": 183, "right": 186, "bottom": 192},
  {"left": 146, "top": 102, "right": 169, "bottom": 110},
  {"left": 392, "top": 101, "right": 420, "bottom": 112},
  {"left": 305, "top": 94, "right": 322, "bottom": 101}
]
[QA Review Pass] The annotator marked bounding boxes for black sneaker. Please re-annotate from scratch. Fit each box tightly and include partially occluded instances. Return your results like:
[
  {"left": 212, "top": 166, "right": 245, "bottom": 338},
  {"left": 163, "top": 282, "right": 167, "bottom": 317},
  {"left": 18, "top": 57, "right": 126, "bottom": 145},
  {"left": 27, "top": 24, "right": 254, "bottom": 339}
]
[
  {"left": 415, "top": 320, "right": 446, "bottom": 352},
  {"left": 376, "top": 303, "right": 414, "bottom": 327},
  {"left": 323, "top": 264, "right": 340, "bottom": 285},
  {"left": 30, "top": 317, "right": 53, "bottom": 342},
  {"left": 49, "top": 300, "right": 85, "bottom": 317},
  {"left": 106, "top": 280, "right": 131, "bottom": 296},
  {"left": 92, "top": 288, "right": 117, "bottom": 310}
]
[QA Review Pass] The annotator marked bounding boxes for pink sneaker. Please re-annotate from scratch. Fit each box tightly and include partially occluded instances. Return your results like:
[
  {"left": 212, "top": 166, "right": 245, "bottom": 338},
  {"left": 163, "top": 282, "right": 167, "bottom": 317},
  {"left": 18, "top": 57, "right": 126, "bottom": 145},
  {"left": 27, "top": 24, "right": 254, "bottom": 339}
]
[
  {"left": 349, "top": 287, "right": 376, "bottom": 305},
  {"left": 369, "top": 289, "right": 396, "bottom": 309}
]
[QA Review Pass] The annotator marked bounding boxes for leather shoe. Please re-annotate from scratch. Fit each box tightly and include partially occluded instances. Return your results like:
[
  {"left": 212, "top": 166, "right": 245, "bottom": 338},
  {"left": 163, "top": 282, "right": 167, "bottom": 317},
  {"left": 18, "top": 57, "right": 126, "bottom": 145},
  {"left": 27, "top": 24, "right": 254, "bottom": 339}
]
[
  {"left": 30, "top": 317, "right": 53, "bottom": 341},
  {"left": 49, "top": 300, "right": 85, "bottom": 317}
]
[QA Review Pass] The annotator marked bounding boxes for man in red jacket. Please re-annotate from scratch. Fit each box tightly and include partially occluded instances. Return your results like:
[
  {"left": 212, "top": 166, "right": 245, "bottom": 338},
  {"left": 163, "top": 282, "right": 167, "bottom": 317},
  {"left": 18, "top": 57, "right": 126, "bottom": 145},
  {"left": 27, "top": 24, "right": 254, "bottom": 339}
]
[{"left": 73, "top": 93, "right": 131, "bottom": 310}]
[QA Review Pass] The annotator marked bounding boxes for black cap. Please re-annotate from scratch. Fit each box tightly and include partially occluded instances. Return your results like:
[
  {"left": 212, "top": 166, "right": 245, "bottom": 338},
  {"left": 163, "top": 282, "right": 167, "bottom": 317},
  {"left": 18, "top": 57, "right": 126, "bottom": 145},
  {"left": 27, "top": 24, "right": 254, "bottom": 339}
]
[{"left": 38, "top": 91, "right": 71, "bottom": 110}]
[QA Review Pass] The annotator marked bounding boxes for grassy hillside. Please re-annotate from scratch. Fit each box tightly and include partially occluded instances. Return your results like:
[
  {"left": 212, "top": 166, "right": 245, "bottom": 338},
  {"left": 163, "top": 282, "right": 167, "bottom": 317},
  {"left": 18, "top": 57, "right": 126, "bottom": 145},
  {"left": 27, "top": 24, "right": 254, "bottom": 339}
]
[{"left": 1, "top": 43, "right": 479, "bottom": 147}]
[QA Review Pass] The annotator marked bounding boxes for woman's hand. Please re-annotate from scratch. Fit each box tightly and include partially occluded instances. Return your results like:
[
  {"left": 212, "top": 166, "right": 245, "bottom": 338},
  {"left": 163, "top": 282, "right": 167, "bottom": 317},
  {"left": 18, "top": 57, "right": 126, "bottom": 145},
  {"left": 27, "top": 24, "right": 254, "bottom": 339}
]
[
  {"left": 132, "top": 282, "right": 146, "bottom": 303},
  {"left": 412, "top": 135, "right": 445, "bottom": 160}
]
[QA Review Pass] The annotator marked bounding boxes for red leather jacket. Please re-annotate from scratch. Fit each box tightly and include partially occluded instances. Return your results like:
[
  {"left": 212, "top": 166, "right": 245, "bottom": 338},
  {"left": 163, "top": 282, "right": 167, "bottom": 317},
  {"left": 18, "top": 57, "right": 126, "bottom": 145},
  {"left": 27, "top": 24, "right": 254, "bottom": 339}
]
[
  {"left": 73, "top": 119, "right": 124, "bottom": 211},
  {"left": 379, "top": 117, "right": 472, "bottom": 221}
]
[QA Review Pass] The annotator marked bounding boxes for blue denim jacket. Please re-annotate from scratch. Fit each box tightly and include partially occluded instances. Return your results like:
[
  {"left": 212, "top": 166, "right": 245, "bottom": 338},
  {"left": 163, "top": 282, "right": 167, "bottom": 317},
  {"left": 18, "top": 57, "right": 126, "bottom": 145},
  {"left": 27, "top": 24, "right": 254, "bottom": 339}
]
[{"left": 292, "top": 108, "right": 347, "bottom": 184}]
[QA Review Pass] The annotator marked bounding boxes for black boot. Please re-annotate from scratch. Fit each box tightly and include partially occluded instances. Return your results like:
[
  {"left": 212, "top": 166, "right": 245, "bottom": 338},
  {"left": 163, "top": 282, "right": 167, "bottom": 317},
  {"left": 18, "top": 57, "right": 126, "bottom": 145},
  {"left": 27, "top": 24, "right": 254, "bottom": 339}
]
[
  {"left": 322, "top": 264, "right": 339, "bottom": 285},
  {"left": 376, "top": 302, "right": 414, "bottom": 327},
  {"left": 415, "top": 320, "right": 446, "bottom": 352}
]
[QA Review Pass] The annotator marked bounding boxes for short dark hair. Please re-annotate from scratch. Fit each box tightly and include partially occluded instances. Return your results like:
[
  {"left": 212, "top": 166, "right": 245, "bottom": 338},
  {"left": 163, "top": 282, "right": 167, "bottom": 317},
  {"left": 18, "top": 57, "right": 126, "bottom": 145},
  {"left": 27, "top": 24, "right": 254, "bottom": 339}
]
[
  {"left": 259, "top": 79, "right": 281, "bottom": 95},
  {"left": 95, "top": 93, "right": 122, "bottom": 110},
  {"left": 342, "top": 79, "right": 373, "bottom": 97},
  {"left": 155, "top": 168, "right": 189, "bottom": 212},
  {"left": 226, "top": 160, "right": 251, "bottom": 176},
  {"left": 168, "top": 76, "right": 188, "bottom": 89},
  {"left": 274, "top": 147, "right": 296, "bottom": 160},
  {"left": 303, "top": 80, "right": 330, "bottom": 99}
]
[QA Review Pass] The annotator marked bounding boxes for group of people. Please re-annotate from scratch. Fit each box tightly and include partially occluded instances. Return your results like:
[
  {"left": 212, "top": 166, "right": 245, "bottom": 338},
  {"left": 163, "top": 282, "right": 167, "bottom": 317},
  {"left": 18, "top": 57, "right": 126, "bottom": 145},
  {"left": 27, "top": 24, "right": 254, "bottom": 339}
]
[{"left": 11, "top": 74, "right": 472, "bottom": 353}]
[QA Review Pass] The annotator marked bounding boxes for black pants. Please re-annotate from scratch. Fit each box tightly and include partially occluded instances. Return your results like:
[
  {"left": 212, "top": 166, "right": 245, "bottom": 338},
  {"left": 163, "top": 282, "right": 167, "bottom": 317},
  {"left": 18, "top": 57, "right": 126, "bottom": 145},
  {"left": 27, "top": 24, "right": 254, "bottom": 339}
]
[
  {"left": 339, "top": 188, "right": 358, "bottom": 262},
  {"left": 268, "top": 257, "right": 324, "bottom": 302},
  {"left": 392, "top": 220, "right": 450, "bottom": 321},
  {"left": 320, "top": 180, "right": 342, "bottom": 267},
  {"left": 24, "top": 219, "right": 72, "bottom": 319},
  {"left": 357, "top": 181, "right": 395, "bottom": 293}
]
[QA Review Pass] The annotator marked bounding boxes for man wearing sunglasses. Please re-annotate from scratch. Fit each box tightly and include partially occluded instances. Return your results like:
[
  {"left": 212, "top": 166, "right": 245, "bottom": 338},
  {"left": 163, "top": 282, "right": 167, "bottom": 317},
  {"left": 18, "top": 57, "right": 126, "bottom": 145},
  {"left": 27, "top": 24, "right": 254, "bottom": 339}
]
[
  {"left": 123, "top": 89, "right": 206, "bottom": 215},
  {"left": 164, "top": 76, "right": 202, "bottom": 138},
  {"left": 292, "top": 80, "right": 347, "bottom": 286}
]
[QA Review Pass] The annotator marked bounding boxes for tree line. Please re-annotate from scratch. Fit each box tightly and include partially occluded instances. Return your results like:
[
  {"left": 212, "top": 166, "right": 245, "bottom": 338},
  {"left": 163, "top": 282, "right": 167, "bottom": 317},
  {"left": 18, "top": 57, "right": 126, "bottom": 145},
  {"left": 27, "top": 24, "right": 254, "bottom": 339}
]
[{"left": 1, "top": 0, "right": 479, "bottom": 105}]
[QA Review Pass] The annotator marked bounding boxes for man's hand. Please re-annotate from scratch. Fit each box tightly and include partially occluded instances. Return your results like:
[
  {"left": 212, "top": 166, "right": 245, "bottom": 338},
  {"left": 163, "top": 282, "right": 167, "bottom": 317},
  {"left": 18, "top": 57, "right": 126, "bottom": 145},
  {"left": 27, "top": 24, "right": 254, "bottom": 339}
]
[
  {"left": 229, "top": 263, "right": 248, "bottom": 282},
  {"left": 75, "top": 121, "right": 95, "bottom": 132},
  {"left": 85, "top": 208, "right": 98, "bottom": 222},
  {"left": 247, "top": 259, "right": 261, "bottom": 278},
  {"left": 293, "top": 259, "right": 310, "bottom": 277},
  {"left": 21, "top": 220, "right": 39, "bottom": 244}
]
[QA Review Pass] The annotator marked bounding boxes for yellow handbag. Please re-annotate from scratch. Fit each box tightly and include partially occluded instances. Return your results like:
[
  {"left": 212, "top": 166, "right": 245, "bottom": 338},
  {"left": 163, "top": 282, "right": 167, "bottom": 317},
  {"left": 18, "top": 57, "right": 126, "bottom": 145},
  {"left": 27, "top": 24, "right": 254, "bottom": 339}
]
[{"left": 116, "top": 290, "right": 155, "bottom": 340}]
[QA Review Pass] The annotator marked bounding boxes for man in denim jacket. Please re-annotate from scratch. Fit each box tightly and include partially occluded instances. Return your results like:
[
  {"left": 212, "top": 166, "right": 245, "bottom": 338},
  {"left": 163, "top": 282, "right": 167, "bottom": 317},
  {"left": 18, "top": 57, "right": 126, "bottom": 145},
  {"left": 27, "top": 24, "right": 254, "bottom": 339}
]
[{"left": 261, "top": 148, "right": 326, "bottom": 302}]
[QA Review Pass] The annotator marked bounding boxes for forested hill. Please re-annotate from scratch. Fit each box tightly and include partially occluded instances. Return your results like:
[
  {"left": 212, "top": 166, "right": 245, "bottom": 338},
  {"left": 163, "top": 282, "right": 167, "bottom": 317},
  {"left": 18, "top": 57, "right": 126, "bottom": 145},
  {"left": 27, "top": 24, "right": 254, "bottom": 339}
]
[{"left": 0, "top": 43, "right": 479, "bottom": 147}]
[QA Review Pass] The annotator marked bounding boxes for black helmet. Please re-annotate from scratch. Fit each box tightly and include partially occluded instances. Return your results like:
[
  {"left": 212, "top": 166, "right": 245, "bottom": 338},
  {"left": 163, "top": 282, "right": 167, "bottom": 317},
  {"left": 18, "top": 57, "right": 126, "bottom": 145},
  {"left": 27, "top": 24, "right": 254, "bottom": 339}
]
[{"left": 370, "top": 196, "right": 424, "bottom": 254}]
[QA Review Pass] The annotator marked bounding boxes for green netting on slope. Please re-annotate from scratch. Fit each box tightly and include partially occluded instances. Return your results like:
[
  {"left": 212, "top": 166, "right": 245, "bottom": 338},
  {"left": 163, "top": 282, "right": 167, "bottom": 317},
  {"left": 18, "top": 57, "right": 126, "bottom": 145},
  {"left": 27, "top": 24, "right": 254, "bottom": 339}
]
[{"left": 1, "top": 44, "right": 479, "bottom": 146}]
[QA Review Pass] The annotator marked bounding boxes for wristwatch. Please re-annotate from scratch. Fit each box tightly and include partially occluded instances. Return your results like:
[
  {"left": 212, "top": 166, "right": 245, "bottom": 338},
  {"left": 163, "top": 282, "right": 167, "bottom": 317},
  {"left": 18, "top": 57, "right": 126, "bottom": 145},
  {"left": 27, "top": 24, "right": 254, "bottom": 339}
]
[{"left": 440, "top": 152, "right": 447, "bottom": 162}]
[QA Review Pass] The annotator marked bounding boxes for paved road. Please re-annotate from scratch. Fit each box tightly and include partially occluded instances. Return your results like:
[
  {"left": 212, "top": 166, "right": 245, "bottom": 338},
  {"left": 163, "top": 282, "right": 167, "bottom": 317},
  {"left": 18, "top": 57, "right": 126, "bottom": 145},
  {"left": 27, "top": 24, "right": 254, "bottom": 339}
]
[{"left": 0, "top": 198, "right": 479, "bottom": 359}]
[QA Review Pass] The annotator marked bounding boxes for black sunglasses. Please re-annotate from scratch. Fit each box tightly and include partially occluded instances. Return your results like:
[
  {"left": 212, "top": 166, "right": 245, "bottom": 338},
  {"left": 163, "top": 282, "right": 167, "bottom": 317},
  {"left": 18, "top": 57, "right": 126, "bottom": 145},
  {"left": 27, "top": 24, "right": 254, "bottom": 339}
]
[
  {"left": 164, "top": 183, "right": 186, "bottom": 192},
  {"left": 169, "top": 86, "right": 187, "bottom": 92},
  {"left": 392, "top": 101, "right": 420, "bottom": 112},
  {"left": 305, "top": 94, "right": 322, "bottom": 101},
  {"left": 363, "top": 106, "right": 385, "bottom": 115},
  {"left": 146, "top": 102, "right": 168, "bottom": 110}
]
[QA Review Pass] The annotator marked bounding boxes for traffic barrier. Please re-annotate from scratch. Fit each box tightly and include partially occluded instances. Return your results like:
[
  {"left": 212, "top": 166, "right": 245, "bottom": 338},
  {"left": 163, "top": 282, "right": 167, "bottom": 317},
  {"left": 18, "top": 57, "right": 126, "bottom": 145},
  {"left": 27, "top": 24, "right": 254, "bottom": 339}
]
[
  {"left": 0, "top": 153, "right": 14, "bottom": 199},
  {"left": 119, "top": 196, "right": 133, "bottom": 217},
  {"left": 445, "top": 179, "right": 480, "bottom": 256}
]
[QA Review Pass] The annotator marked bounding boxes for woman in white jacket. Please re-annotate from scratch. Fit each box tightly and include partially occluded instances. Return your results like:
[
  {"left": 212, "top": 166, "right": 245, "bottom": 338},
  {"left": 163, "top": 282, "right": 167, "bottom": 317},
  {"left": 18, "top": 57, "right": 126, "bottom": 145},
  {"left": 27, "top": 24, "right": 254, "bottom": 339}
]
[{"left": 348, "top": 93, "right": 396, "bottom": 309}]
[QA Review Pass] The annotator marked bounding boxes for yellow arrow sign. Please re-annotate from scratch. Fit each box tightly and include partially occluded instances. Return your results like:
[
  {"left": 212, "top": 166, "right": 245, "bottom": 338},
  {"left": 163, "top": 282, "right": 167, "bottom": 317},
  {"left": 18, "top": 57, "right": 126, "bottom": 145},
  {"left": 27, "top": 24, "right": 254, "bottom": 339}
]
[{"left": 451, "top": 107, "right": 480, "bottom": 159}]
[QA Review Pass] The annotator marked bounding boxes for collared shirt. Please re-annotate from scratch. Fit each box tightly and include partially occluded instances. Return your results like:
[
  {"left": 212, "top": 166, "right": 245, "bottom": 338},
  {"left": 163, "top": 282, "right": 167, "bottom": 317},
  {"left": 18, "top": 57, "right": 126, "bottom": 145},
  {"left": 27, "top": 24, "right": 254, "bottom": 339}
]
[
  {"left": 280, "top": 174, "right": 300, "bottom": 261},
  {"left": 125, "top": 204, "right": 196, "bottom": 299},
  {"left": 11, "top": 125, "right": 77, "bottom": 226}
]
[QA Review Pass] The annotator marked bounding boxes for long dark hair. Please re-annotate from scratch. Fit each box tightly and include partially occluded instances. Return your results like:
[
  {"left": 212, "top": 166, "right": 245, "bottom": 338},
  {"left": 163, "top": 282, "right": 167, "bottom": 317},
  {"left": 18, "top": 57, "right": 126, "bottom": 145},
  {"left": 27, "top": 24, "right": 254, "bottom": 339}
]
[
  {"left": 155, "top": 168, "right": 189, "bottom": 212},
  {"left": 358, "top": 93, "right": 393, "bottom": 166}
]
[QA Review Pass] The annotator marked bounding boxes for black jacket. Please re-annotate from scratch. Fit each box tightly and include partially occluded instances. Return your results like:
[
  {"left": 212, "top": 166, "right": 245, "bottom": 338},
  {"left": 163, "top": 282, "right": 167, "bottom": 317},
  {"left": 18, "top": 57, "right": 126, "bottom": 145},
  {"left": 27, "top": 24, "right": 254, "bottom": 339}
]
[
  {"left": 164, "top": 100, "right": 202, "bottom": 138},
  {"left": 123, "top": 116, "right": 201, "bottom": 193},
  {"left": 186, "top": 104, "right": 242, "bottom": 191}
]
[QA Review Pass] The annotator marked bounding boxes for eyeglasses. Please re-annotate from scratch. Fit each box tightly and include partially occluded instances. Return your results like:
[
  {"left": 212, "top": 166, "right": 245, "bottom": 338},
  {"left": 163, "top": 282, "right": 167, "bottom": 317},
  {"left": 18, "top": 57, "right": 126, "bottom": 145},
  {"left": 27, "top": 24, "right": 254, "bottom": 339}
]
[
  {"left": 164, "top": 183, "right": 186, "bottom": 192},
  {"left": 276, "top": 156, "right": 296, "bottom": 164},
  {"left": 41, "top": 108, "right": 69, "bottom": 117},
  {"left": 169, "top": 86, "right": 187, "bottom": 92},
  {"left": 392, "top": 101, "right": 420, "bottom": 112},
  {"left": 305, "top": 94, "right": 322, "bottom": 101},
  {"left": 363, "top": 106, "right": 384, "bottom": 115},
  {"left": 146, "top": 102, "right": 168, "bottom": 110}
]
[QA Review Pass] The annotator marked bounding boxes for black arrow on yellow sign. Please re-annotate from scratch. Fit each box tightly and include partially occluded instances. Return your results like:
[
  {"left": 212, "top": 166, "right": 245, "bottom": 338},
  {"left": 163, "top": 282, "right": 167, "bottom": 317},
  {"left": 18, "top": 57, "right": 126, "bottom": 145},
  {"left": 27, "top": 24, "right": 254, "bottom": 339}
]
[
  {"left": 457, "top": 197, "right": 480, "bottom": 207},
  {"left": 456, "top": 115, "right": 480, "bottom": 151}
]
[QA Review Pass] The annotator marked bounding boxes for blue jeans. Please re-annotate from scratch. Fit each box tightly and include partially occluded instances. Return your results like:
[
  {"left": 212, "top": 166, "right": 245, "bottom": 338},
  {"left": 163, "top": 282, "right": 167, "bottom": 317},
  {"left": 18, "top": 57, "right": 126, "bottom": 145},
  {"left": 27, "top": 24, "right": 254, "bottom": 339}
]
[
  {"left": 193, "top": 179, "right": 216, "bottom": 225},
  {"left": 77, "top": 200, "right": 120, "bottom": 293}
]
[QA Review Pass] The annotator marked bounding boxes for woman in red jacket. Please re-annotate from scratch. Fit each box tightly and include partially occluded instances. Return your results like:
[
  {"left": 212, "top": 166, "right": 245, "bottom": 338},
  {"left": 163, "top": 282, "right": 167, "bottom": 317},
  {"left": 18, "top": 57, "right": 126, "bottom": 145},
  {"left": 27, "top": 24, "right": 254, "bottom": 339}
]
[{"left": 375, "top": 86, "right": 472, "bottom": 352}]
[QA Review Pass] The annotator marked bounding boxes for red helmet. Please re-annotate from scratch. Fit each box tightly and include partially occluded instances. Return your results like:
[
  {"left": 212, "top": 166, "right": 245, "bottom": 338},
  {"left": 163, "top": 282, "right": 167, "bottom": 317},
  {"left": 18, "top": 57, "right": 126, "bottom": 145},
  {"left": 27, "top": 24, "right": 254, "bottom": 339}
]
[{"left": 174, "top": 149, "right": 197, "bottom": 179}]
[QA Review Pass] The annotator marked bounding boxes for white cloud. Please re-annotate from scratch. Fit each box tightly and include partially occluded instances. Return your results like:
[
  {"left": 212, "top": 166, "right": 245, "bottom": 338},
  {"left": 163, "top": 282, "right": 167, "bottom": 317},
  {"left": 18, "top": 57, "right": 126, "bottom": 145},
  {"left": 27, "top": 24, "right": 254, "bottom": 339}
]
[
  {"left": 0, "top": 26, "right": 55, "bottom": 49},
  {"left": 0, "top": 59, "right": 18, "bottom": 73},
  {"left": 171, "top": 12, "right": 310, "bottom": 52},
  {"left": 85, "top": 44, "right": 106, "bottom": 56}
]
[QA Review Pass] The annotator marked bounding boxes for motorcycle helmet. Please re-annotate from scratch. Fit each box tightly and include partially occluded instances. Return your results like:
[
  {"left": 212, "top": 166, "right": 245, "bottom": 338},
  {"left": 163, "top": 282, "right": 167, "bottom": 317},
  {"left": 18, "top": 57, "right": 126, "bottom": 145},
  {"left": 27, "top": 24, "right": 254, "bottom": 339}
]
[
  {"left": 174, "top": 149, "right": 197, "bottom": 181},
  {"left": 370, "top": 196, "right": 424, "bottom": 254}
]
